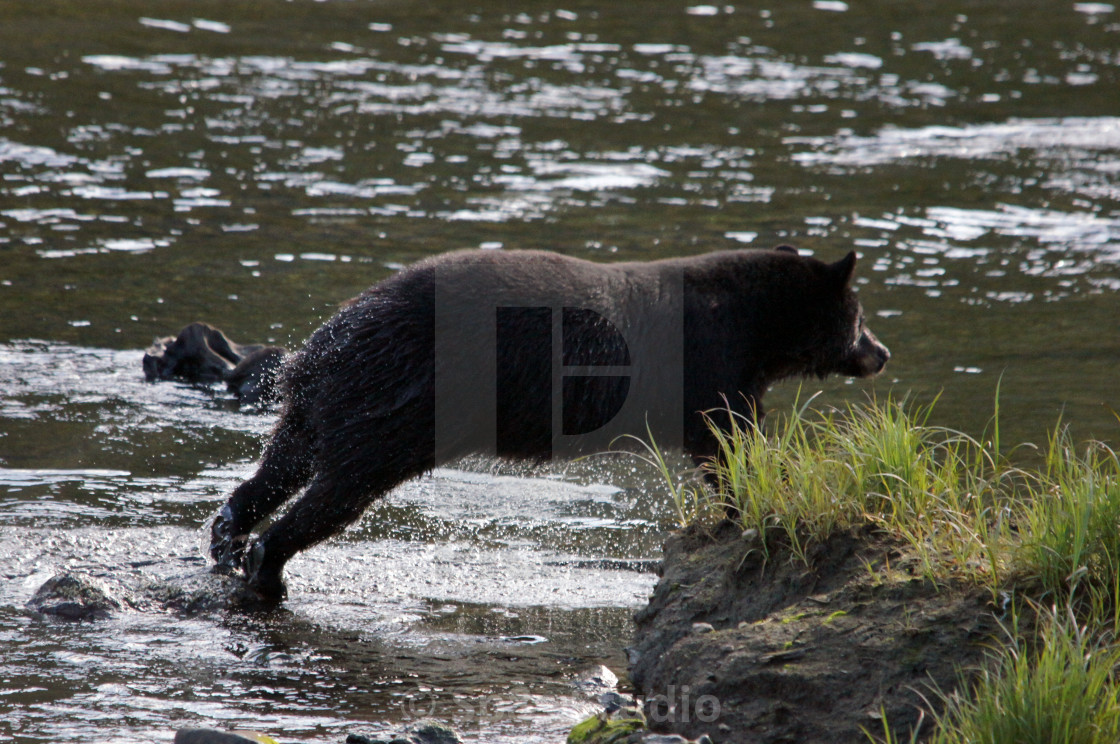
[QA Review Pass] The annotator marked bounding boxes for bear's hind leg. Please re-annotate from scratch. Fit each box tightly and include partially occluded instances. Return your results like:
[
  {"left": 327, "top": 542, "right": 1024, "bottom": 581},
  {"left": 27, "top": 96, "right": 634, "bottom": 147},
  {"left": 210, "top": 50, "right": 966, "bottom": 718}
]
[
  {"left": 240, "top": 467, "right": 411, "bottom": 602},
  {"left": 210, "top": 416, "right": 315, "bottom": 573}
]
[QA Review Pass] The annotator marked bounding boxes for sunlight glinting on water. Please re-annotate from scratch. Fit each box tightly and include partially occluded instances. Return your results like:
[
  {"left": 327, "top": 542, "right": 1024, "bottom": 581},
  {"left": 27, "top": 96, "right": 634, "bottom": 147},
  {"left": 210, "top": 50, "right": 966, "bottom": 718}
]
[{"left": 1, "top": 1, "right": 1118, "bottom": 741}]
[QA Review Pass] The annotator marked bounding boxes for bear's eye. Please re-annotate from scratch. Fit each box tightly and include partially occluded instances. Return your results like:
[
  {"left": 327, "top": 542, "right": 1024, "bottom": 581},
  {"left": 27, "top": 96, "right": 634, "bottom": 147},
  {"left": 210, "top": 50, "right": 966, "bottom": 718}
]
[{"left": 851, "top": 313, "right": 864, "bottom": 344}]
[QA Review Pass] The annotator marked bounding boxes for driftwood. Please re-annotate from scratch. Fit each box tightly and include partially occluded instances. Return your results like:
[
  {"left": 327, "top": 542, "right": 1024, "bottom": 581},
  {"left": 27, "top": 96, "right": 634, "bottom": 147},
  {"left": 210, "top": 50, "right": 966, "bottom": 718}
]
[{"left": 143, "top": 322, "right": 287, "bottom": 404}]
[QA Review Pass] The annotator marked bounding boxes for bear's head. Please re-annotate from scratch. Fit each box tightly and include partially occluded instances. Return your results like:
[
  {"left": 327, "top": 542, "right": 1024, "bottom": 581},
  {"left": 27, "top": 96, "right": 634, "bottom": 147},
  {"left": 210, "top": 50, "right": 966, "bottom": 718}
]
[{"left": 757, "top": 248, "right": 890, "bottom": 384}]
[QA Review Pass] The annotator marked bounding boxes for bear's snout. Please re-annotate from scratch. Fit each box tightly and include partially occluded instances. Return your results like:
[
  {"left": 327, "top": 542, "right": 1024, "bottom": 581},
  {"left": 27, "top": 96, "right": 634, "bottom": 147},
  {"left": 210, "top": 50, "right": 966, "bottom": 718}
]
[{"left": 851, "top": 329, "right": 890, "bottom": 377}]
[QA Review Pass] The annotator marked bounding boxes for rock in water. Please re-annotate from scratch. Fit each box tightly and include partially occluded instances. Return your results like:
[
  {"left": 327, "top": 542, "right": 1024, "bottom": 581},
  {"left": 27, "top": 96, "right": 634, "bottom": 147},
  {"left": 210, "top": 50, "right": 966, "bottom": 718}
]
[
  {"left": 403, "top": 722, "right": 463, "bottom": 744},
  {"left": 27, "top": 573, "right": 122, "bottom": 620},
  {"left": 345, "top": 721, "right": 463, "bottom": 744},
  {"left": 574, "top": 664, "right": 620, "bottom": 694}
]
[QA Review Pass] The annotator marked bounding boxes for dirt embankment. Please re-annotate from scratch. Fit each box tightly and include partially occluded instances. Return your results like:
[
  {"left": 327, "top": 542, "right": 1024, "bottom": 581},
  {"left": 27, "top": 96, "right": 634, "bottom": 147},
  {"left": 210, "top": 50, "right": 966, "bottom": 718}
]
[{"left": 629, "top": 521, "right": 1003, "bottom": 743}]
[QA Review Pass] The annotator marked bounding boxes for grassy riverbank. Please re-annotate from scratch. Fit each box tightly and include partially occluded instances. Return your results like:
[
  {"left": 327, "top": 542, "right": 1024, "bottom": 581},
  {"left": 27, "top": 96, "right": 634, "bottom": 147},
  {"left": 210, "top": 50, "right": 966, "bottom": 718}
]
[{"left": 638, "top": 393, "right": 1120, "bottom": 742}]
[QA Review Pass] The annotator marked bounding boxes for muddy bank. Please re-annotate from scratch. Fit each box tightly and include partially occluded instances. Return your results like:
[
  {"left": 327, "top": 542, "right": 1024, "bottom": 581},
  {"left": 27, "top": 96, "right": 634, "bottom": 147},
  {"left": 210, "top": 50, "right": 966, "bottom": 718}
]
[{"left": 628, "top": 521, "right": 1003, "bottom": 743}]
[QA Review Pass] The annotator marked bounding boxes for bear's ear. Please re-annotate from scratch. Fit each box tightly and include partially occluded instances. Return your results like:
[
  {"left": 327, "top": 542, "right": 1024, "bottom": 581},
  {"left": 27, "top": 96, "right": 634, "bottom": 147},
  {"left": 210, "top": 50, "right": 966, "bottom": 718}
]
[
  {"left": 774, "top": 244, "right": 798, "bottom": 255},
  {"left": 832, "top": 251, "right": 857, "bottom": 286}
]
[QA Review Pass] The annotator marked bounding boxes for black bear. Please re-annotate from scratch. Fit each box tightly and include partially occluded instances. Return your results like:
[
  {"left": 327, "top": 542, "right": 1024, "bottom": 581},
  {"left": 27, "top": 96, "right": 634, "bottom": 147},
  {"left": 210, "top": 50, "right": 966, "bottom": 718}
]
[{"left": 210, "top": 247, "right": 889, "bottom": 601}]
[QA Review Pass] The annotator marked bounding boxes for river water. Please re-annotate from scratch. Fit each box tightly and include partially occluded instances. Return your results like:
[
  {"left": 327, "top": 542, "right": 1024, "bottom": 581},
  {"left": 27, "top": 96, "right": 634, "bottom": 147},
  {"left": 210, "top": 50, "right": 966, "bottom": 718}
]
[{"left": 1, "top": 1, "right": 1118, "bottom": 741}]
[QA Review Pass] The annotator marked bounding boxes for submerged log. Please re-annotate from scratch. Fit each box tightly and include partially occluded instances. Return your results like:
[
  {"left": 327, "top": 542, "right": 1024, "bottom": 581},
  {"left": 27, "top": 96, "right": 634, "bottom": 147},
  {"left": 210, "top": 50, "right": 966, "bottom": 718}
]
[{"left": 143, "top": 322, "right": 287, "bottom": 404}]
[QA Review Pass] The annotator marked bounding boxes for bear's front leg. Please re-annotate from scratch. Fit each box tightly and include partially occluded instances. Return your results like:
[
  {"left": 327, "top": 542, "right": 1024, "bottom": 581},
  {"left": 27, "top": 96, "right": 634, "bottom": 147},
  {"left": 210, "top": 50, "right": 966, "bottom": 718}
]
[{"left": 236, "top": 473, "right": 380, "bottom": 604}]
